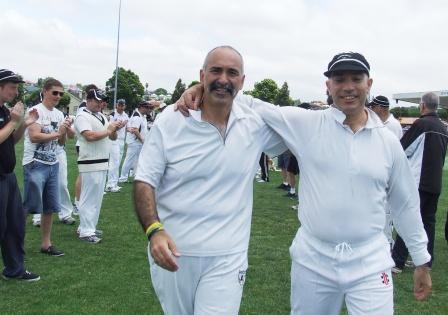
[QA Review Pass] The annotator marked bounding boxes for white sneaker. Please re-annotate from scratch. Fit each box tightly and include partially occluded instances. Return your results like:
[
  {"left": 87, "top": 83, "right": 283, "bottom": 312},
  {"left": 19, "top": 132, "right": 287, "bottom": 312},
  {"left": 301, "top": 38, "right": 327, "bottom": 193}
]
[
  {"left": 391, "top": 266, "right": 402, "bottom": 274},
  {"left": 109, "top": 186, "right": 121, "bottom": 193},
  {"left": 32, "top": 220, "right": 41, "bottom": 227}
]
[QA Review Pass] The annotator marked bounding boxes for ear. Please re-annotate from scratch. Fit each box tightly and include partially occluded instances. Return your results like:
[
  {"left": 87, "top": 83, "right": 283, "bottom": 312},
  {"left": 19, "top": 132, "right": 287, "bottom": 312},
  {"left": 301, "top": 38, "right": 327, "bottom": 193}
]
[
  {"left": 367, "top": 77, "right": 373, "bottom": 91},
  {"left": 200, "top": 69, "right": 205, "bottom": 83},
  {"left": 238, "top": 74, "right": 246, "bottom": 91}
]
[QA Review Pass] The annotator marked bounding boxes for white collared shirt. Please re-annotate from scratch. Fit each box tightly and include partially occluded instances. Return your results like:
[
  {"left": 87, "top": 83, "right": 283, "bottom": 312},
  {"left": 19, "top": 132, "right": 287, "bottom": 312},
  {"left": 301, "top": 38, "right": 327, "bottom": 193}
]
[
  {"left": 109, "top": 110, "right": 129, "bottom": 141},
  {"left": 238, "top": 94, "right": 430, "bottom": 267},
  {"left": 384, "top": 113, "right": 403, "bottom": 139},
  {"left": 135, "top": 102, "right": 286, "bottom": 256}
]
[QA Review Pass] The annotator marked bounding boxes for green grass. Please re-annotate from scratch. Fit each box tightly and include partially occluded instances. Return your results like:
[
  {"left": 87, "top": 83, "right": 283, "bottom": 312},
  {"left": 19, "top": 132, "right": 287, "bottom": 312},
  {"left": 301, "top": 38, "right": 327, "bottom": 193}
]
[{"left": 0, "top": 139, "right": 447, "bottom": 314}]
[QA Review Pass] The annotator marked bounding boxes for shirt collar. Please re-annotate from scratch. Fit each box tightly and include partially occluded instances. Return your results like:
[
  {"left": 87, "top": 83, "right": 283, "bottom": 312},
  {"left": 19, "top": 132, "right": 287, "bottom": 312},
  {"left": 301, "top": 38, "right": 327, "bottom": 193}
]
[
  {"left": 329, "top": 106, "right": 384, "bottom": 130},
  {"left": 420, "top": 112, "right": 438, "bottom": 118},
  {"left": 189, "top": 100, "right": 247, "bottom": 124}
]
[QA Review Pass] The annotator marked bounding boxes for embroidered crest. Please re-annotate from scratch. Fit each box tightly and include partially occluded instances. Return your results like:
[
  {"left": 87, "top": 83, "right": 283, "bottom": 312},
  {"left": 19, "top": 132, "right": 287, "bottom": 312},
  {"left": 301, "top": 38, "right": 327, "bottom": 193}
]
[{"left": 381, "top": 272, "right": 390, "bottom": 285}]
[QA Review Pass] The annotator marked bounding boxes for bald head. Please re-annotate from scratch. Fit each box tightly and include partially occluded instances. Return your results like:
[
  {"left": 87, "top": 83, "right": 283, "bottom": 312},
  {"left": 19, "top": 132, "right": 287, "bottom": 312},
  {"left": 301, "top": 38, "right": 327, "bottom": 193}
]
[{"left": 202, "top": 46, "right": 244, "bottom": 74}]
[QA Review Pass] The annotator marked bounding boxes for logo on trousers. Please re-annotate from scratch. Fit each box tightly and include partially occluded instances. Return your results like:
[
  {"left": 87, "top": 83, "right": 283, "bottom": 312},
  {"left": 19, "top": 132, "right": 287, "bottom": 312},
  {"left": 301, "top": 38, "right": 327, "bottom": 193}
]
[
  {"left": 381, "top": 272, "right": 390, "bottom": 285},
  {"left": 238, "top": 270, "right": 246, "bottom": 287}
]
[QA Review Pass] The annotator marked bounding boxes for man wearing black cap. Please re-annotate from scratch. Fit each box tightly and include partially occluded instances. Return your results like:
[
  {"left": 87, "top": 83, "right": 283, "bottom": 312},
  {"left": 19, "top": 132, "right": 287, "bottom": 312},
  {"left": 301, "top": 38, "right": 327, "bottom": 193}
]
[
  {"left": 74, "top": 88, "right": 125, "bottom": 243},
  {"left": 0, "top": 69, "right": 39, "bottom": 281},
  {"left": 177, "top": 51, "right": 432, "bottom": 313},
  {"left": 368, "top": 95, "right": 403, "bottom": 249},
  {"left": 119, "top": 101, "right": 150, "bottom": 183},
  {"left": 368, "top": 95, "right": 403, "bottom": 139}
]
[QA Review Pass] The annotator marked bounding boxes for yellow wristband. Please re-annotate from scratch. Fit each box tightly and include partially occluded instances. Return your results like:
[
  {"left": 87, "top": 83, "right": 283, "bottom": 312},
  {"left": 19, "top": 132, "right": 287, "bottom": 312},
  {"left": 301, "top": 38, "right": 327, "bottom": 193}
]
[{"left": 145, "top": 222, "right": 164, "bottom": 237}]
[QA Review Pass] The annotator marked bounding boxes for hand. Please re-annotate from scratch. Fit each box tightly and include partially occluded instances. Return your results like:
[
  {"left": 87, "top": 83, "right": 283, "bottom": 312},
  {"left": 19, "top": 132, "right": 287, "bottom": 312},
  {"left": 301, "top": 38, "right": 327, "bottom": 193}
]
[
  {"left": 413, "top": 265, "right": 432, "bottom": 301},
  {"left": 175, "top": 83, "right": 204, "bottom": 117},
  {"left": 24, "top": 108, "right": 39, "bottom": 127},
  {"left": 150, "top": 230, "right": 181, "bottom": 272},
  {"left": 117, "top": 120, "right": 127, "bottom": 130},
  {"left": 9, "top": 102, "right": 25, "bottom": 124},
  {"left": 107, "top": 121, "right": 120, "bottom": 136}
]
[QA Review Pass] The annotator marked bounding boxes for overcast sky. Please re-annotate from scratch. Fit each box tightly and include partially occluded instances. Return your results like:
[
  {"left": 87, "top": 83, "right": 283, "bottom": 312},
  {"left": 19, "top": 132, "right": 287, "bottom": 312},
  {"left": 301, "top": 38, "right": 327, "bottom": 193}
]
[{"left": 1, "top": 0, "right": 447, "bottom": 106}]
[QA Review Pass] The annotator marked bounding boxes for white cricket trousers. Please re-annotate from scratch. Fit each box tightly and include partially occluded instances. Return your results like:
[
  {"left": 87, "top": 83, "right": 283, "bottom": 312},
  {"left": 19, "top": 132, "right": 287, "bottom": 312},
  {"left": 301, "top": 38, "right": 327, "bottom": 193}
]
[
  {"left": 148, "top": 246, "right": 248, "bottom": 315},
  {"left": 290, "top": 229, "right": 394, "bottom": 315},
  {"left": 78, "top": 170, "right": 107, "bottom": 237},
  {"left": 119, "top": 143, "right": 142, "bottom": 181},
  {"left": 106, "top": 141, "right": 125, "bottom": 187},
  {"left": 32, "top": 150, "right": 73, "bottom": 224}
]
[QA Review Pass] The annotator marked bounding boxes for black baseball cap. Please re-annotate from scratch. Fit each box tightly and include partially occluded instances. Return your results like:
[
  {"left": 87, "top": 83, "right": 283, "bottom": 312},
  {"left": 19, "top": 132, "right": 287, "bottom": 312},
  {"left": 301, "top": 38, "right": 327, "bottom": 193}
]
[
  {"left": 324, "top": 52, "right": 370, "bottom": 77},
  {"left": 369, "top": 95, "right": 390, "bottom": 107},
  {"left": 0, "top": 69, "right": 25, "bottom": 83},
  {"left": 117, "top": 98, "right": 126, "bottom": 104},
  {"left": 86, "top": 89, "right": 109, "bottom": 102}
]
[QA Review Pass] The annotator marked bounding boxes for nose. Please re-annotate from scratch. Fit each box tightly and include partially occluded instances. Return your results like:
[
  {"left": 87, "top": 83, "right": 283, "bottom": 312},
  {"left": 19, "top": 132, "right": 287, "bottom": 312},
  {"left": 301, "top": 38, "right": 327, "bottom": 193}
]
[{"left": 217, "top": 72, "right": 230, "bottom": 84}]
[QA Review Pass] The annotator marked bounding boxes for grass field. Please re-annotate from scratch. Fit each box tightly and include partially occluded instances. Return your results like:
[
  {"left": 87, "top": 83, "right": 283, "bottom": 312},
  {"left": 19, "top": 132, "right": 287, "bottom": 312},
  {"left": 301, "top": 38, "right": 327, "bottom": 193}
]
[{"left": 0, "top": 139, "right": 447, "bottom": 314}]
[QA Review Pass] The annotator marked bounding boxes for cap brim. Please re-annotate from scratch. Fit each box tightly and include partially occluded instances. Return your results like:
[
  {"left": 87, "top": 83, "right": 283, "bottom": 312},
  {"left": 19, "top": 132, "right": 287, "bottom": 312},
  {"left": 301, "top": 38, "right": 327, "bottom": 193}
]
[
  {"left": 0, "top": 77, "right": 25, "bottom": 84},
  {"left": 324, "top": 64, "right": 369, "bottom": 77}
]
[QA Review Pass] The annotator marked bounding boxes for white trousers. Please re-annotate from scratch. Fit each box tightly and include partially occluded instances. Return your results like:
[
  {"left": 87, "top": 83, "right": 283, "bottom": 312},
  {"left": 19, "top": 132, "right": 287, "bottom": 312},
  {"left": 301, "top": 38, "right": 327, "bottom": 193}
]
[
  {"left": 78, "top": 170, "right": 107, "bottom": 237},
  {"left": 119, "top": 143, "right": 142, "bottom": 181},
  {"left": 32, "top": 150, "right": 73, "bottom": 224},
  {"left": 290, "top": 230, "right": 394, "bottom": 315},
  {"left": 383, "top": 208, "right": 394, "bottom": 249},
  {"left": 148, "top": 246, "right": 248, "bottom": 315},
  {"left": 106, "top": 140, "right": 125, "bottom": 188}
]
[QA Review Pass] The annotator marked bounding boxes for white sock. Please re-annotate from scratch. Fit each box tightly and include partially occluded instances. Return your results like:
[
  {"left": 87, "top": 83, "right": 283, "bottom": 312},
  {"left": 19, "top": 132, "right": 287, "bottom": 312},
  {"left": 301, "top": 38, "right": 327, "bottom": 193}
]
[
  {"left": 290, "top": 187, "right": 296, "bottom": 194},
  {"left": 283, "top": 182, "right": 288, "bottom": 185}
]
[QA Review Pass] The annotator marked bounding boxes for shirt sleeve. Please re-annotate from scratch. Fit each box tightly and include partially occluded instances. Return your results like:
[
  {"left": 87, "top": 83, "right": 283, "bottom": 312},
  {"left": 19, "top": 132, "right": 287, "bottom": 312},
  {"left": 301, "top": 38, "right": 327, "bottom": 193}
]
[
  {"left": 74, "top": 115, "right": 92, "bottom": 134},
  {"left": 134, "top": 124, "right": 166, "bottom": 188},
  {"left": 128, "top": 116, "right": 141, "bottom": 129},
  {"left": 260, "top": 124, "right": 288, "bottom": 157},
  {"left": 236, "top": 94, "right": 317, "bottom": 157},
  {"left": 388, "top": 143, "right": 431, "bottom": 266}
]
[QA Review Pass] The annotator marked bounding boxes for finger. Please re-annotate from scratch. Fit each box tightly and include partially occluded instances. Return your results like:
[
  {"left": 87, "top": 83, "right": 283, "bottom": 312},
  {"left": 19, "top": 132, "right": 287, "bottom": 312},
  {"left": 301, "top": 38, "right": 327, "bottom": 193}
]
[
  {"left": 168, "top": 239, "right": 181, "bottom": 257},
  {"left": 159, "top": 248, "right": 178, "bottom": 271}
]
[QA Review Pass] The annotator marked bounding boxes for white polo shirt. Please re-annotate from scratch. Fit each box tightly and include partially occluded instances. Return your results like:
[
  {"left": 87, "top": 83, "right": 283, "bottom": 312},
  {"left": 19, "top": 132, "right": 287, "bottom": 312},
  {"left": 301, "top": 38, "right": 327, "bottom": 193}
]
[
  {"left": 135, "top": 102, "right": 286, "bottom": 256},
  {"left": 384, "top": 113, "right": 403, "bottom": 139},
  {"left": 238, "top": 94, "right": 430, "bottom": 268}
]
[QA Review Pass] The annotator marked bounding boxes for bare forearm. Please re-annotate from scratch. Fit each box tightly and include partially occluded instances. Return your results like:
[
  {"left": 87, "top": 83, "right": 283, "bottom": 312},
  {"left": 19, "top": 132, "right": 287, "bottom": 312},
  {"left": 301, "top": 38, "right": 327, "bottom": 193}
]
[
  {"left": 29, "top": 131, "right": 59, "bottom": 143},
  {"left": 81, "top": 129, "right": 109, "bottom": 142},
  {"left": 134, "top": 181, "right": 160, "bottom": 231}
]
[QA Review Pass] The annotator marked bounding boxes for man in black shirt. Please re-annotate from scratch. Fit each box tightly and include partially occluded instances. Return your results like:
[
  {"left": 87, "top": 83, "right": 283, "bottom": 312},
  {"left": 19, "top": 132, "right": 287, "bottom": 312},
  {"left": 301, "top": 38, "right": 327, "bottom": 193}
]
[
  {"left": 392, "top": 92, "right": 448, "bottom": 272},
  {"left": 0, "top": 69, "right": 39, "bottom": 281}
]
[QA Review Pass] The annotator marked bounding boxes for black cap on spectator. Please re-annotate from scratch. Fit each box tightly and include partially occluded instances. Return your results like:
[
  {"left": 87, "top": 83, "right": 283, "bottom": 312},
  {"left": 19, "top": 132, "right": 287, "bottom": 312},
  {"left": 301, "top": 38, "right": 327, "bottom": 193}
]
[
  {"left": 369, "top": 95, "right": 390, "bottom": 107},
  {"left": 0, "top": 69, "right": 25, "bottom": 83},
  {"left": 86, "top": 89, "right": 109, "bottom": 102}
]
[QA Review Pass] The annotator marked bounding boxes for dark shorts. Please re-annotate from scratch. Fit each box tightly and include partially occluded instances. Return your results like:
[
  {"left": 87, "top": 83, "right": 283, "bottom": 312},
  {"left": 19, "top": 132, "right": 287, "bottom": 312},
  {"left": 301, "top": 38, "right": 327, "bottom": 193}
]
[
  {"left": 277, "top": 152, "right": 290, "bottom": 169},
  {"left": 23, "top": 161, "right": 60, "bottom": 214},
  {"left": 287, "top": 155, "right": 299, "bottom": 175}
]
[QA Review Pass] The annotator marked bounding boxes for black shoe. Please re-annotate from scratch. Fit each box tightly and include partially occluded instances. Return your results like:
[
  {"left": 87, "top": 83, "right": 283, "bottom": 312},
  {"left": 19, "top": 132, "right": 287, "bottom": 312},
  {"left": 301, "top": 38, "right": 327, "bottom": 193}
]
[
  {"left": 3, "top": 270, "right": 40, "bottom": 282},
  {"left": 40, "top": 245, "right": 64, "bottom": 257},
  {"left": 277, "top": 183, "right": 289, "bottom": 189},
  {"left": 285, "top": 192, "right": 297, "bottom": 198}
]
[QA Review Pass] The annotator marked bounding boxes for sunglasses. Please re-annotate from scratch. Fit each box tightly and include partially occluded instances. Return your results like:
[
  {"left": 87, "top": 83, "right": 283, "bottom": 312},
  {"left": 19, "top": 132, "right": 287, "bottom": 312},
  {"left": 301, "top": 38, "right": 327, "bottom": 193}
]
[{"left": 51, "top": 91, "right": 65, "bottom": 97}]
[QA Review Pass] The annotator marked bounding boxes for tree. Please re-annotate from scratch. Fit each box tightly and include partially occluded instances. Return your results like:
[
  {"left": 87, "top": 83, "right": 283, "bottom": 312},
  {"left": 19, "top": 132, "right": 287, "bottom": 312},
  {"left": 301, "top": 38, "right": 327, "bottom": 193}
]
[
  {"left": 105, "top": 67, "right": 145, "bottom": 110},
  {"left": 153, "top": 88, "right": 168, "bottom": 96},
  {"left": 188, "top": 80, "right": 200, "bottom": 88},
  {"left": 276, "top": 82, "right": 293, "bottom": 106},
  {"left": 170, "top": 79, "right": 186, "bottom": 104},
  {"left": 247, "top": 79, "right": 279, "bottom": 103}
]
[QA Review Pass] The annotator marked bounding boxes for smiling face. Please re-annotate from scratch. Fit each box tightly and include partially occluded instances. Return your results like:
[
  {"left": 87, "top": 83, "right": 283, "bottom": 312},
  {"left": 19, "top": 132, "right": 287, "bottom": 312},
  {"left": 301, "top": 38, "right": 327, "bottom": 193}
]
[
  {"left": 200, "top": 47, "right": 245, "bottom": 106},
  {"left": 42, "top": 85, "right": 64, "bottom": 108},
  {"left": 326, "top": 71, "right": 372, "bottom": 116}
]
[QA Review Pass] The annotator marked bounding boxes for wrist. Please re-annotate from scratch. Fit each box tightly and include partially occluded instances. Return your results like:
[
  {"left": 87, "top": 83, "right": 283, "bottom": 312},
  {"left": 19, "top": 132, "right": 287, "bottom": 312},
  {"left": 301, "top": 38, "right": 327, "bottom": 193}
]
[{"left": 145, "top": 221, "right": 164, "bottom": 241}]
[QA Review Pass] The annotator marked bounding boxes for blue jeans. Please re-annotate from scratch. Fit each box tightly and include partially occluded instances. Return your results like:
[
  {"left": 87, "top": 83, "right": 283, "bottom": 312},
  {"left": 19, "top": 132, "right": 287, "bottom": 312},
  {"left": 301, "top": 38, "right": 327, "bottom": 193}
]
[{"left": 23, "top": 161, "right": 60, "bottom": 214}]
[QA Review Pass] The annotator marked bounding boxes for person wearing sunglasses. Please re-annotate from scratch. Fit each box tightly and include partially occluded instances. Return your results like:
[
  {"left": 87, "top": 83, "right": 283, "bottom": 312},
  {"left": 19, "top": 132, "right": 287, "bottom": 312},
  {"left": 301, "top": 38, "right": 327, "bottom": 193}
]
[{"left": 23, "top": 78, "right": 72, "bottom": 257}]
